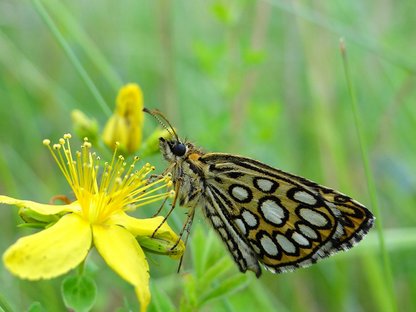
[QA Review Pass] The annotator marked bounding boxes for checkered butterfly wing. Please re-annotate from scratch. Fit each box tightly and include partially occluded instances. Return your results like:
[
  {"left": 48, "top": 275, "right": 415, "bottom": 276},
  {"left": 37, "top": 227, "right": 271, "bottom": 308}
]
[{"left": 200, "top": 153, "right": 374, "bottom": 276}]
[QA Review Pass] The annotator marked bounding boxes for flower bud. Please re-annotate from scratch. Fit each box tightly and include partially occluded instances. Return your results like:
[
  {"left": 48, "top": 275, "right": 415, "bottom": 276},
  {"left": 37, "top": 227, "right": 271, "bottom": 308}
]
[
  {"left": 71, "top": 110, "right": 99, "bottom": 145},
  {"left": 102, "top": 83, "right": 144, "bottom": 154},
  {"left": 140, "top": 128, "right": 174, "bottom": 157},
  {"left": 137, "top": 231, "right": 185, "bottom": 259}
]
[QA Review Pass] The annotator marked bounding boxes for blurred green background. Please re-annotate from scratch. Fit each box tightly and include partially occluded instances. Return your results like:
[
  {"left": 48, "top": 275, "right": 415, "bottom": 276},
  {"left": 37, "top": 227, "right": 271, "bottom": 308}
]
[{"left": 0, "top": 0, "right": 415, "bottom": 311}]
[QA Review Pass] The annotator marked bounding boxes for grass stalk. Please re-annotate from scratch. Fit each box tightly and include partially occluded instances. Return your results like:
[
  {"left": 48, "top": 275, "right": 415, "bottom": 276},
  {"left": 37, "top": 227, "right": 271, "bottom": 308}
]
[
  {"left": 32, "top": 0, "right": 111, "bottom": 117},
  {"left": 340, "top": 38, "right": 397, "bottom": 312}
]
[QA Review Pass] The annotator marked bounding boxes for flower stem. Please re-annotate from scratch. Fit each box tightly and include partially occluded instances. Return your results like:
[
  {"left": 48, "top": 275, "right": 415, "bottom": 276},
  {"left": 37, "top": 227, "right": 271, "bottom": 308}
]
[{"left": 77, "top": 259, "right": 86, "bottom": 276}]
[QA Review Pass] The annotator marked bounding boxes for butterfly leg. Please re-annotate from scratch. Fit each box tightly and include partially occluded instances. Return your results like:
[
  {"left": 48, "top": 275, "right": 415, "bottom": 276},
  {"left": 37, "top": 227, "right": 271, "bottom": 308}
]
[
  {"left": 171, "top": 197, "right": 199, "bottom": 249},
  {"left": 151, "top": 176, "right": 182, "bottom": 237},
  {"left": 151, "top": 196, "right": 169, "bottom": 217},
  {"left": 174, "top": 198, "right": 199, "bottom": 273}
]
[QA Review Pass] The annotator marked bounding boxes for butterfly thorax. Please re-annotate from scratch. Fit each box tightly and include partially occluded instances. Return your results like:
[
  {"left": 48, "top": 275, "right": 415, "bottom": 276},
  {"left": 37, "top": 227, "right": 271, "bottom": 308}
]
[{"left": 159, "top": 137, "right": 206, "bottom": 208}]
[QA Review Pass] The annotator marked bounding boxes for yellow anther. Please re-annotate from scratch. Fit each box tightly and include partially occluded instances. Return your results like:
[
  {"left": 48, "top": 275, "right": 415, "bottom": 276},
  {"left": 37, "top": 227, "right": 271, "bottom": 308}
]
[{"left": 83, "top": 142, "right": 92, "bottom": 148}]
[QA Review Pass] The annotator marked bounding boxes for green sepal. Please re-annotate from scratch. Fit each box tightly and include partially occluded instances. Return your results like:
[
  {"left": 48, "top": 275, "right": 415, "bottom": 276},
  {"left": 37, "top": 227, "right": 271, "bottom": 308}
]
[
  {"left": 71, "top": 109, "right": 99, "bottom": 145},
  {"left": 137, "top": 235, "right": 183, "bottom": 258},
  {"left": 18, "top": 207, "right": 61, "bottom": 227},
  {"left": 140, "top": 128, "right": 173, "bottom": 157}
]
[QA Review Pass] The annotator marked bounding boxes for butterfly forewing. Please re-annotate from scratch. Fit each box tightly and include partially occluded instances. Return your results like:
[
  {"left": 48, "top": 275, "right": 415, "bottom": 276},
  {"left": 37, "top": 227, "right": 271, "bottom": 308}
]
[{"left": 198, "top": 153, "right": 374, "bottom": 274}]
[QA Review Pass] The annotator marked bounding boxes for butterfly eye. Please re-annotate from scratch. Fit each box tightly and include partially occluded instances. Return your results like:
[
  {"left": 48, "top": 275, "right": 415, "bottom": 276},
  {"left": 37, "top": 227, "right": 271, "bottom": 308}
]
[{"left": 171, "top": 143, "right": 187, "bottom": 156}]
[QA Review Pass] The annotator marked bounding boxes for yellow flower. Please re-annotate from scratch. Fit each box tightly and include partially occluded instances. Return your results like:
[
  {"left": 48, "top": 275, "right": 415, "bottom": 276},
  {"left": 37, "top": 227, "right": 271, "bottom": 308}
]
[
  {"left": 0, "top": 134, "right": 184, "bottom": 312},
  {"left": 102, "top": 83, "right": 144, "bottom": 154}
]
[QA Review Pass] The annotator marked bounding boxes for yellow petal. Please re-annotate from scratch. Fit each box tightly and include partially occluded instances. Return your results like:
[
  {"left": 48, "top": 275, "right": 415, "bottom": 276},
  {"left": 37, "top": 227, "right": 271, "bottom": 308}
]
[
  {"left": 93, "top": 224, "right": 150, "bottom": 312},
  {"left": 110, "top": 213, "right": 185, "bottom": 259},
  {"left": 116, "top": 83, "right": 144, "bottom": 126},
  {"left": 3, "top": 213, "right": 91, "bottom": 280},
  {"left": 102, "top": 115, "right": 128, "bottom": 151},
  {"left": 102, "top": 115, "right": 117, "bottom": 147},
  {"left": 0, "top": 195, "right": 78, "bottom": 215},
  {"left": 127, "top": 124, "right": 142, "bottom": 153},
  {"left": 110, "top": 212, "right": 175, "bottom": 237}
]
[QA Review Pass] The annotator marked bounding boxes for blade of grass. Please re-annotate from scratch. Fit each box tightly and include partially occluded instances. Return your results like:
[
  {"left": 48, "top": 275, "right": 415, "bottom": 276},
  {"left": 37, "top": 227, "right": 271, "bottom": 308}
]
[
  {"left": 267, "top": 0, "right": 416, "bottom": 74},
  {"left": 43, "top": 0, "right": 123, "bottom": 91},
  {"left": 0, "top": 31, "right": 76, "bottom": 113},
  {"left": 340, "top": 38, "right": 397, "bottom": 312},
  {"left": 32, "top": 0, "right": 111, "bottom": 117},
  {"left": 0, "top": 292, "right": 14, "bottom": 312},
  {"left": 198, "top": 274, "right": 249, "bottom": 306}
]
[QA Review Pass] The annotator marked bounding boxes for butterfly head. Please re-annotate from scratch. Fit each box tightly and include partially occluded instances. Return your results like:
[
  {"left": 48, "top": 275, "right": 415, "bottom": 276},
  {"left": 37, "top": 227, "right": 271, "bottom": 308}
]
[
  {"left": 143, "top": 107, "right": 196, "bottom": 162},
  {"left": 159, "top": 137, "right": 191, "bottom": 162}
]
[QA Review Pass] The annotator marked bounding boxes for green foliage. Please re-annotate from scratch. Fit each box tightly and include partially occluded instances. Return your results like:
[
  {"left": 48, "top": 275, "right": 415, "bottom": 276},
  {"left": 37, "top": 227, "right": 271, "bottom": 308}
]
[
  {"left": 26, "top": 302, "right": 46, "bottom": 312},
  {"left": 180, "top": 225, "right": 250, "bottom": 311},
  {"left": 61, "top": 275, "right": 97, "bottom": 312},
  {"left": 0, "top": 0, "right": 415, "bottom": 311}
]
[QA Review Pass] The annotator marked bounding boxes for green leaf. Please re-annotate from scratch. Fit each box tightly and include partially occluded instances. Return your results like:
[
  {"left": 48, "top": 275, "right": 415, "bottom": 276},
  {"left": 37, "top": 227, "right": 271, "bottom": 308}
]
[
  {"left": 150, "top": 284, "right": 176, "bottom": 312},
  {"left": 199, "top": 274, "right": 249, "bottom": 306},
  {"left": 27, "top": 302, "right": 45, "bottom": 312},
  {"left": 191, "top": 225, "right": 207, "bottom": 278},
  {"left": 61, "top": 275, "right": 97, "bottom": 312},
  {"left": 243, "top": 49, "right": 266, "bottom": 66},
  {"left": 199, "top": 256, "right": 234, "bottom": 289}
]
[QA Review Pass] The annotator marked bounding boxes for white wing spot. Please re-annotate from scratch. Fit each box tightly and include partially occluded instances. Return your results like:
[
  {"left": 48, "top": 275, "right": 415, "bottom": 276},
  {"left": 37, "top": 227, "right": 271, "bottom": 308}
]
[
  {"left": 218, "top": 227, "right": 229, "bottom": 239},
  {"left": 251, "top": 243, "right": 261, "bottom": 254},
  {"left": 291, "top": 232, "right": 310, "bottom": 246},
  {"left": 293, "top": 191, "right": 317, "bottom": 205},
  {"left": 260, "top": 199, "right": 285, "bottom": 225},
  {"left": 226, "top": 239, "right": 235, "bottom": 249},
  {"left": 275, "top": 234, "right": 297, "bottom": 254},
  {"left": 231, "top": 185, "right": 249, "bottom": 201},
  {"left": 260, "top": 234, "right": 279, "bottom": 256},
  {"left": 211, "top": 215, "right": 222, "bottom": 227},
  {"left": 241, "top": 210, "right": 258, "bottom": 227},
  {"left": 234, "top": 218, "right": 247, "bottom": 235},
  {"left": 298, "top": 223, "right": 318, "bottom": 239},
  {"left": 299, "top": 208, "right": 328, "bottom": 227},
  {"left": 256, "top": 178, "right": 275, "bottom": 192}
]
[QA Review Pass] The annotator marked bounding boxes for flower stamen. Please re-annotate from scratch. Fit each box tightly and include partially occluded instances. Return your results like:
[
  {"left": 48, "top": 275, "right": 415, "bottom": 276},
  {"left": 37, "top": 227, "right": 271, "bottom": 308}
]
[{"left": 42, "top": 134, "right": 172, "bottom": 224}]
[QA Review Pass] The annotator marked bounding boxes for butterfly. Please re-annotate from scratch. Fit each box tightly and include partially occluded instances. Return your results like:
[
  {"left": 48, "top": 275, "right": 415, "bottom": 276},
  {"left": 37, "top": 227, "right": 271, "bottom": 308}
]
[{"left": 144, "top": 108, "right": 375, "bottom": 277}]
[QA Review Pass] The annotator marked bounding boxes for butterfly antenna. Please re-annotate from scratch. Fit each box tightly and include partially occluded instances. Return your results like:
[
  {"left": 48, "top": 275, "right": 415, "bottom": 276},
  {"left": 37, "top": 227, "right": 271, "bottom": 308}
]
[{"left": 143, "top": 108, "right": 180, "bottom": 142}]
